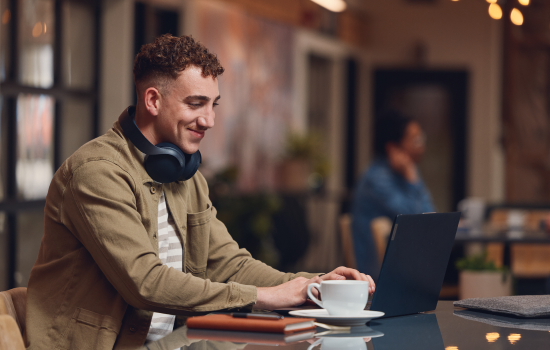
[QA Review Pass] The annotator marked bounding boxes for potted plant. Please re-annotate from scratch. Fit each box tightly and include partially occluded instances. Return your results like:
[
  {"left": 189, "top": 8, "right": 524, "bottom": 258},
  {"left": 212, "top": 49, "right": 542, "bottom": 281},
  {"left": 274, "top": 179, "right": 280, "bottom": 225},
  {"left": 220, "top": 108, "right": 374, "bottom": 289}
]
[
  {"left": 278, "top": 132, "right": 329, "bottom": 192},
  {"left": 456, "top": 253, "right": 512, "bottom": 299}
]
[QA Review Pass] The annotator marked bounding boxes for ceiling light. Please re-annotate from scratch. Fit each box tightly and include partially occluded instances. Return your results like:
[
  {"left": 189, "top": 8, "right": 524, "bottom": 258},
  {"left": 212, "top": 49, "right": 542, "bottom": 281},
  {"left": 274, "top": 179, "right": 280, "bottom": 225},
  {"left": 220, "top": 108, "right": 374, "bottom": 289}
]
[
  {"left": 489, "top": 4, "right": 503, "bottom": 20},
  {"left": 486, "top": 0, "right": 497, "bottom": 3},
  {"left": 310, "top": 0, "right": 347, "bottom": 13},
  {"left": 510, "top": 8, "right": 524, "bottom": 25},
  {"left": 518, "top": 0, "right": 530, "bottom": 5}
]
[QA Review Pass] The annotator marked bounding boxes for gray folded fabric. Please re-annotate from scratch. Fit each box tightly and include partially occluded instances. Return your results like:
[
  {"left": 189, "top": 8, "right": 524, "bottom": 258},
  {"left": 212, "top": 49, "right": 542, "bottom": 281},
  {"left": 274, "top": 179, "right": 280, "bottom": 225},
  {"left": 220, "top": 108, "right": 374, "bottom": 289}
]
[
  {"left": 454, "top": 310, "right": 550, "bottom": 332},
  {"left": 454, "top": 295, "right": 550, "bottom": 318}
]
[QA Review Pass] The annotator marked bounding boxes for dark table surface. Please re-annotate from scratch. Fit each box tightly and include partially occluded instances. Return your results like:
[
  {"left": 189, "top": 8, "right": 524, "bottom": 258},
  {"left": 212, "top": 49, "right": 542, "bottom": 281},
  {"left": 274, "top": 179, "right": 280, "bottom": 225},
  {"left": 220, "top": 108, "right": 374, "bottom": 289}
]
[{"left": 140, "top": 301, "right": 550, "bottom": 350}]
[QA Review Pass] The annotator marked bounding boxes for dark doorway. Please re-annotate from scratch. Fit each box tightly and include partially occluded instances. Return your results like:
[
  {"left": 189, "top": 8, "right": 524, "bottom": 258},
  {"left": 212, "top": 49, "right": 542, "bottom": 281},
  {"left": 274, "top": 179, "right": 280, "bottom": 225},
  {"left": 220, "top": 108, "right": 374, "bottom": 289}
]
[
  {"left": 133, "top": 2, "right": 179, "bottom": 103},
  {"left": 373, "top": 69, "right": 468, "bottom": 212}
]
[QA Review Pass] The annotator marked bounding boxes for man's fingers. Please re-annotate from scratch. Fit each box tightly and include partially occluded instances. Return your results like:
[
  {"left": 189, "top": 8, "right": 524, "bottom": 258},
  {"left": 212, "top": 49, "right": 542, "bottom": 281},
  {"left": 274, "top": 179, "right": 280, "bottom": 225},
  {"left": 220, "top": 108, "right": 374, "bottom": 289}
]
[
  {"left": 365, "top": 274, "right": 376, "bottom": 294},
  {"left": 336, "top": 267, "right": 363, "bottom": 280}
]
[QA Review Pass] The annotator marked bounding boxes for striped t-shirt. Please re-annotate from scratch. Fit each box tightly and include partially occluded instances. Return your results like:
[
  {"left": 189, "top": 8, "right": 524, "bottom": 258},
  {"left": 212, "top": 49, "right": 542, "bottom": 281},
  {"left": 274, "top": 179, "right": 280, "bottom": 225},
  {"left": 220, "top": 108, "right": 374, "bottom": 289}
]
[{"left": 145, "top": 191, "right": 183, "bottom": 342}]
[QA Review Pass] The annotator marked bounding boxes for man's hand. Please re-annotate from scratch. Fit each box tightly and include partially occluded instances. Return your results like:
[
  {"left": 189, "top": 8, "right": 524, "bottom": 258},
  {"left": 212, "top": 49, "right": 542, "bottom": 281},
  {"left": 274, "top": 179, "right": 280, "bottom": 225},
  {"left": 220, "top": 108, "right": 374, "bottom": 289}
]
[
  {"left": 254, "top": 276, "right": 323, "bottom": 310},
  {"left": 387, "top": 144, "right": 418, "bottom": 183},
  {"left": 254, "top": 267, "right": 375, "bottom": 310},
  {"left": 320, "top": 266, "right": 375, "bottom": 295}
]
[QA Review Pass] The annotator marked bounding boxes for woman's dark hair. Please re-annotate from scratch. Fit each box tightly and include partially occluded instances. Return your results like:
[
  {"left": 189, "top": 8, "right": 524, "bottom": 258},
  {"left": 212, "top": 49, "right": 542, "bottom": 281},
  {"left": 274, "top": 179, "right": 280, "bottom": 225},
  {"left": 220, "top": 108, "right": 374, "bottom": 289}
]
[{"left": 373, "top": 110, "right": 414, "bottom": 156}]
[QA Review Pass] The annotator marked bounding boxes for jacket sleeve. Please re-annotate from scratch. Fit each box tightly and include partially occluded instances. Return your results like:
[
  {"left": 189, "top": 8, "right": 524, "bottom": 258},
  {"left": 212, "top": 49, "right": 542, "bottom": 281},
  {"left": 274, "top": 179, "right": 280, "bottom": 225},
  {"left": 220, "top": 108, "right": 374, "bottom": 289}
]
[
  {"left": 186, "top": 172, "right": 319, "bottom": 287},
  {"left": 62, "top": 160, "right": 257, "bottom": 314},
  {"left": 205, "top": 207, "right": 319, "bottom": 286}
]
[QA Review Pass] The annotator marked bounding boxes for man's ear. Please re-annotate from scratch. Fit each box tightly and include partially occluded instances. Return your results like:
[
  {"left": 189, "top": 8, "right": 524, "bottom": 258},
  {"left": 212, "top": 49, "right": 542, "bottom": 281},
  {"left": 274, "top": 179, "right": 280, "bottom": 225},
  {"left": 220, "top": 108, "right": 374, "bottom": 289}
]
[{"left": 143, "top": 87, "right": 161, "bottom": 116}]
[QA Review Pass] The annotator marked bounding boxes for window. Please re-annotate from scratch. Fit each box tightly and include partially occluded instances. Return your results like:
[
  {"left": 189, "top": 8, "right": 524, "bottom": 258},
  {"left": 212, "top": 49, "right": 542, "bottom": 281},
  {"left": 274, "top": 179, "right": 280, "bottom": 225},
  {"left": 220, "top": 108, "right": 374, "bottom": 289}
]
[{"left": 0, "top": 0, "right": 100, "bottom": 289}]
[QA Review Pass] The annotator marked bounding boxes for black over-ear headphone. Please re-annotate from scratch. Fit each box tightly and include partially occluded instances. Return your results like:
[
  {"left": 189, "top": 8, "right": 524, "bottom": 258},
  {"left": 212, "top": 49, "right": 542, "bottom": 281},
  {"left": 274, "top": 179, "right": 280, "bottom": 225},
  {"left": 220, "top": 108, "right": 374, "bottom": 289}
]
[{"left": 119, "top": 106, "right": 202, "bottom": 183}]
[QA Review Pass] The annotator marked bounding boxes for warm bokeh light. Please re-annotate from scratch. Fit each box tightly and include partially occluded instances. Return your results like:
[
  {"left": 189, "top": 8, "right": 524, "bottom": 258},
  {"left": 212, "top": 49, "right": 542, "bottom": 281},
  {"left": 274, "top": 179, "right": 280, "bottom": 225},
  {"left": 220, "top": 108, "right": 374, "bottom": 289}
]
[
  {"left": 32, "top": 22, "right": 43, "bottom": 37},
  {"left": 2, "top": 9, "right": 10, "bottom": 24},
  {"left": 518, "top": 0, "right": 530, "bottom": 5},
  {"left": 489, "top": 4, "right": 503, "bottom": 20},
  {"left": 44, "top": 23, "right": 47, "bottom": 34},
  {"left": 486, "top": 332, "right": 500, "bottom": 342},
  {"left": 486, "top": 0, "right": 497, "bottom": 3},
  {"left": 508, "top": 333, "right": 521, "bottom": 344},
  {"left": 511, "top": 8, "right": 524, "bottom": 25},
  {"left": 310, "top": 0, "right": 347, "bottom": 12},
  {"left": 445, "top": 347, "right": 459, "bottom": 350}
]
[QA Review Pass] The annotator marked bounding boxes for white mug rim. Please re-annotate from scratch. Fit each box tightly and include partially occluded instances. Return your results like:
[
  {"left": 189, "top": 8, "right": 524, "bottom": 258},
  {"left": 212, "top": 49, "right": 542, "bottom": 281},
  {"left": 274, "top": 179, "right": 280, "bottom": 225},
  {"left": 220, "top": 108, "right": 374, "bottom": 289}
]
[{"left": 320, "top": 280, "right": 369, "bottom": 285}]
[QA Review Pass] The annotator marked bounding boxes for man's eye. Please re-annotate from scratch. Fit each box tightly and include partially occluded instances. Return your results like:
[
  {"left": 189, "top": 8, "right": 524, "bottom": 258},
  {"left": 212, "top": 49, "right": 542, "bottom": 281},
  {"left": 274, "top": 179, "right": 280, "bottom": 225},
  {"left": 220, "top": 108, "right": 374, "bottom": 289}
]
[
  {"left": 213, "top": 102, "right": 219, "bottom": 107},
  {"left": 189, "top": 103, "right": 202, "bottom": 107}
]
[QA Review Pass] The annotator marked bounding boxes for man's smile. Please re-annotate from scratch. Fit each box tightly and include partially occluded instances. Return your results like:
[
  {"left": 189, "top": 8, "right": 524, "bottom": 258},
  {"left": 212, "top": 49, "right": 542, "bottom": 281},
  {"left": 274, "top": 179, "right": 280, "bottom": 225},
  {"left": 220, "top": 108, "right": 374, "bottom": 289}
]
[{"left": 188, "top": 128, "right": 205, "bottom": 138}]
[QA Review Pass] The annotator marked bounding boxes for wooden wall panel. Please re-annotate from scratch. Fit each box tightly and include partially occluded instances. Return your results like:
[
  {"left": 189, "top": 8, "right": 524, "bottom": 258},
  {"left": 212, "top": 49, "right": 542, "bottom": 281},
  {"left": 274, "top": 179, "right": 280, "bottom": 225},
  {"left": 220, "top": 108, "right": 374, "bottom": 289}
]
[
  {"left": 214, "top": 0, "right": 370, "bottom": 48},
  {"left": 503, "top": 0, "right": 550, "bottom": 202}
]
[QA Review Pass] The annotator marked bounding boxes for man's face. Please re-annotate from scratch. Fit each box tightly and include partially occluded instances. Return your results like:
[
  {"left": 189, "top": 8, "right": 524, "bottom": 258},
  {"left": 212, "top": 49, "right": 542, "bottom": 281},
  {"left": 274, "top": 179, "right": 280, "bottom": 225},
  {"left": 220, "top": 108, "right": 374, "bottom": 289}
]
[
  {"left": 155, "top": 65, "right": 219, "bottom": 154},
  {"left": 399, "top": 121, "right": 426, "bottom": 163}
]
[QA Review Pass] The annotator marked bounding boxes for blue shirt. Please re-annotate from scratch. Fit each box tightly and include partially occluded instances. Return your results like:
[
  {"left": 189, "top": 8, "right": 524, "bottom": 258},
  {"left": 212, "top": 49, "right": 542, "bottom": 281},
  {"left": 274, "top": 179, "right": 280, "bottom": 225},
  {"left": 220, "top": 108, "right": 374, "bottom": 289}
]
[{"left": 351, "top": 157, "right": 434, "bottom": 280}]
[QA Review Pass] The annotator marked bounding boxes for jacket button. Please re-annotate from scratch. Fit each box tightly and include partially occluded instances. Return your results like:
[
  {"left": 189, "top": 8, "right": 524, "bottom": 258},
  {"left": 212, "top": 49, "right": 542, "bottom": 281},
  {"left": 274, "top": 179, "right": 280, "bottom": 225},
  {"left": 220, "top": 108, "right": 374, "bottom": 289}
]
[
  {"left": 150, "top": 186, "right": 156, "bottom": 194},
  {"left": 129, "top": 326, "right": 136, "bottom": 333}
]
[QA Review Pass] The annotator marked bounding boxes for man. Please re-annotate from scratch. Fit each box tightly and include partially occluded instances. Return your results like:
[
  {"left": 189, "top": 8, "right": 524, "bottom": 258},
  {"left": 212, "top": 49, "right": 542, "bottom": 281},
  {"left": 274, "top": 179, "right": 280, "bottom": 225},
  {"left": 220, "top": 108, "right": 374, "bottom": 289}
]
[
  {"left": 26, "top": 34, "right": 375, "bottom": 350},
  {"left": 352, "top": 111, "right": 434, "bottom": 280}
]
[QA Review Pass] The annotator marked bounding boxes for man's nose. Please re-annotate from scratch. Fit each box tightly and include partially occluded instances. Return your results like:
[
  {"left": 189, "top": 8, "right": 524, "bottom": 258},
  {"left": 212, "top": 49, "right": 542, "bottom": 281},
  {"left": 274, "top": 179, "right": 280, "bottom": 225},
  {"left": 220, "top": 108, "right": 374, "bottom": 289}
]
[{"left": 197, "top": 109, "right": 215, "bottom": 129}]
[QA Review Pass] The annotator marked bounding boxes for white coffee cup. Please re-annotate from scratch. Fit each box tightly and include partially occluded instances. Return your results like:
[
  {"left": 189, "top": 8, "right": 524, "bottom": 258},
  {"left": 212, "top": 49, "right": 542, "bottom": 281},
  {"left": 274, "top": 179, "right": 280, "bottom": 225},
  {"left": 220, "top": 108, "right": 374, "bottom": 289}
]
[{"left": 307, "top": 280, "right": 369, "bottom": 316}]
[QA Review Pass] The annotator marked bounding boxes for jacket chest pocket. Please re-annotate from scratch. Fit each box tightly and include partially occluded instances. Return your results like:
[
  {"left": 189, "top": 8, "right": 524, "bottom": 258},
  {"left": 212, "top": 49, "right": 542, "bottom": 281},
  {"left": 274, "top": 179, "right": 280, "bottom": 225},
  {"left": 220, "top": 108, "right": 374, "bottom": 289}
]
[{"left": 185, "top": 207, "right": 212, "bottom": 279}]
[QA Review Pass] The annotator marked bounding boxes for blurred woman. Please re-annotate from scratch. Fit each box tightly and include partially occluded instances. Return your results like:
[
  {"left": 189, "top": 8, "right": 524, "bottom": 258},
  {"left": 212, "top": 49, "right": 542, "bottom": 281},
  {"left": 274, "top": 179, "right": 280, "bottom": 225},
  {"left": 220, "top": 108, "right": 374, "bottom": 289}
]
[{"left": 352, "top": 111, "right": 434, "bottom": 279}]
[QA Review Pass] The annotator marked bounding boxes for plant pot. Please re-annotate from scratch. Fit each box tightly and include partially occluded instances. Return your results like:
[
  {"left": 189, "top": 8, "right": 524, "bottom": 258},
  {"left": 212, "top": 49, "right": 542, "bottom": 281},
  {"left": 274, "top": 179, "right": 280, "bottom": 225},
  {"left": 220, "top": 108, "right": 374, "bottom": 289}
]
[
  {"left": 459, "top": 271, "right": 512, "bottom": 300},
  {"left": 277, "top": 159, "right": 311, "bottom": 193}
]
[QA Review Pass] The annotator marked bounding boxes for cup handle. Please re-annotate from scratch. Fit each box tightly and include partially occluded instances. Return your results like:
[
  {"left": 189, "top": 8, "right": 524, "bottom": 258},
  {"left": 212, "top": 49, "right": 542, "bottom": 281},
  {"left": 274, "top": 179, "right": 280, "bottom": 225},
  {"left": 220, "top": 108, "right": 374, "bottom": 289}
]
[
  {"left": 307, "top": 283, "right": 323, "bottom": 308},
  {"left": 307, "top": 338, "right": 323, "bottom": 350}
]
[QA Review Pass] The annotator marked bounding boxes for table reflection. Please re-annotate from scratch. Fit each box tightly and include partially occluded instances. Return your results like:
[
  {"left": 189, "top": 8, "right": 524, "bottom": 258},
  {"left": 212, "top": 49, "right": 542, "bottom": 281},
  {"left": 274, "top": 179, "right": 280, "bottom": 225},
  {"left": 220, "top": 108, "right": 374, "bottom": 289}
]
[
  {"left": 140, "top": 326, "right": 248, "bottom": 350},
  {"left": 139, "top": 302, "right": 550, "bottom": 350},
  {"left": 454, "top": 309, "right": 550, "bottom": 332},
  {"left": 369, "top": 314, "right": 443, "bottom": 350}
]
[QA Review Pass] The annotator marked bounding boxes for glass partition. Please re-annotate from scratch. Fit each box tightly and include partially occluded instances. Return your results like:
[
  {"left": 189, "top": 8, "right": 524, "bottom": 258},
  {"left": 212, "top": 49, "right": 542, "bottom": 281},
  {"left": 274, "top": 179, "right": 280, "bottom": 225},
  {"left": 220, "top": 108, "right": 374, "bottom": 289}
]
[
  {"left": 16, "top": 94, "right": 54, "bottom": 200},
  {"left": 0, "top": 1, "right": 11, "bottom": 82},
  {"left": 18, "top": 0, "right": 55, "bottom": 88},
  {"left": 62, "top": 1, "right": 94, "bottom": 89},
  {"left": 60, "top": 98, "right": 93, "bottom": 162},
  {"left": 16, "top": 211, "right": 44, "bottom": 287}
]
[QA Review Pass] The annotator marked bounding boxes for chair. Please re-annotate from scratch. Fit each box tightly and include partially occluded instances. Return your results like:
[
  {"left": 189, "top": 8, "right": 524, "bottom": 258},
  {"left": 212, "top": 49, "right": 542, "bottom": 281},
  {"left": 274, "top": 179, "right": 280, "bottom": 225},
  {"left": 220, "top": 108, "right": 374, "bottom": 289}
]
[
  {"left": 0, "top": 315, "right": 25, "bottom": 350},
  {"left": 487, "top": 207, "right": 550, "bottom": 278},
  {"left": 339, "top": 214, "right": 356, "bottom": 269},
  {"left": 511, "top": 244, "right": 550, "bottom": 278},
  {"left": 370, "top": 217, "right": 392, "bottom": 265},
  {"left": 0, "top": 287, "right": 27, "bottom": 335},
  {"left": 0, "top": 288, "right": 27, "bottom": 350}
]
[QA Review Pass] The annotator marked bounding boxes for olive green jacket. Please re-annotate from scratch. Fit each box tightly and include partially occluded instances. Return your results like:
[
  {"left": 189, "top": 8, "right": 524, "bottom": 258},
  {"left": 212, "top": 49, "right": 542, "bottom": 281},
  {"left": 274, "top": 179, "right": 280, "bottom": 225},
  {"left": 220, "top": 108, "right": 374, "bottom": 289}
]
[{"left": 26, "top": 109, "right": 317, "bottom": 350}]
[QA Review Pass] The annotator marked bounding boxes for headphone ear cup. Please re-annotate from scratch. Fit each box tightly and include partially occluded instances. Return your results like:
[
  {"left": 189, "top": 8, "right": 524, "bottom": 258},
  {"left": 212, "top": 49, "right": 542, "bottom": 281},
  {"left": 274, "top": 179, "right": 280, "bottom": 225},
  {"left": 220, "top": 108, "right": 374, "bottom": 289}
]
[
  {"left": 144, "top": 143, "right": 186, "bottom": 183},
  {"left": 179, "top": 151, "right": 202, "bottom": 181}
]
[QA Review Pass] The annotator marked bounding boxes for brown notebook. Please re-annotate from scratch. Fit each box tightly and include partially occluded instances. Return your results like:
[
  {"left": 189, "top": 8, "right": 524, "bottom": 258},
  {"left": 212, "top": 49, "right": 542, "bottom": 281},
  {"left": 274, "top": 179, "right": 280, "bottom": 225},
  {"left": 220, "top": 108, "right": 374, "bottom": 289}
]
[
  {"left": 186, "top": 314, "right": 316, "bottom": 334},
  {"left": 187, "top": 328, "right": 316, "bottom": 345}
]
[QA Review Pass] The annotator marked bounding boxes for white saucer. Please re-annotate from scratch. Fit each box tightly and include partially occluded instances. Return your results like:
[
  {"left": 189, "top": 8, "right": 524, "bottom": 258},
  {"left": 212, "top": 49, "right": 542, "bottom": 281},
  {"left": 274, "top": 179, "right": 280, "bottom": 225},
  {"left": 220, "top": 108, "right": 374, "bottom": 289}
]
[
  {"left": 315, "top": 325, "right": 385, "bottom": 338},
  {"left": 289, "top": 309, "right": 385, "bottom": 327}
]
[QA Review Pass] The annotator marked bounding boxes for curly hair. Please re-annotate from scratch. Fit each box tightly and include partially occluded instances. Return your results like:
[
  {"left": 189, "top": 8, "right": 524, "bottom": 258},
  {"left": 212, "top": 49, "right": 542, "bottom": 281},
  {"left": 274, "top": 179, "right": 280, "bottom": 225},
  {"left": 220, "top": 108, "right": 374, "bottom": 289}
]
[{"left": 133, "top": 34, "right": 224, "bottom": 88}]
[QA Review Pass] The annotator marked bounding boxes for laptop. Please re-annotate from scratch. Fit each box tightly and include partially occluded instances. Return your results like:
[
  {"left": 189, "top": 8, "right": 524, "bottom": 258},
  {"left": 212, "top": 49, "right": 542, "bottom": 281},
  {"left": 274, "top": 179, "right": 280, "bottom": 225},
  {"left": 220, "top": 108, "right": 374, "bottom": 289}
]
[{"left": 365, "top": 212, "right": 461, "bottom": 317}]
